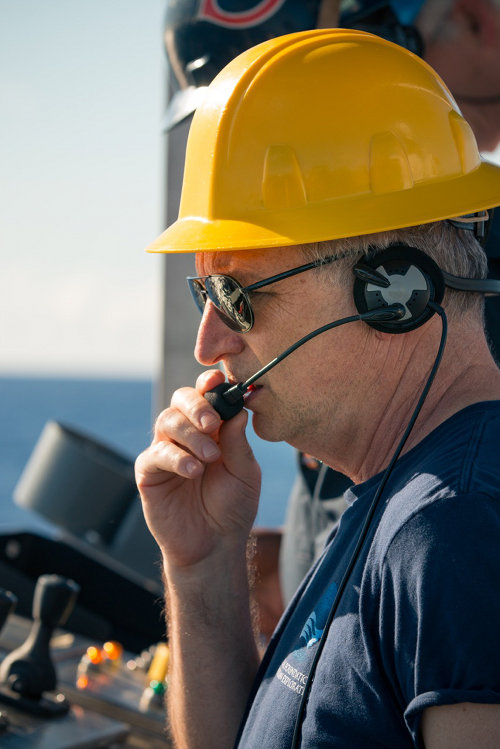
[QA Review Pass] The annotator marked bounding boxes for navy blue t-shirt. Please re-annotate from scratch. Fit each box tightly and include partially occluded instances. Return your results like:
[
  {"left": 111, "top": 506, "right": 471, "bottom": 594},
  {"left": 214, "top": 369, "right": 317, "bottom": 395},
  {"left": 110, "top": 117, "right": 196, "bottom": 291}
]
[{"left": 237, "top": 402, "right": 500, "bottom": 748}]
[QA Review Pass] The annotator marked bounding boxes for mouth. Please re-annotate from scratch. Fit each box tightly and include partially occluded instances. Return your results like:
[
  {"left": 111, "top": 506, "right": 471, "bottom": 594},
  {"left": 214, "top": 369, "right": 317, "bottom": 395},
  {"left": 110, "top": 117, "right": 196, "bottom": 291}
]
[
  {"left": 242, "top": 383, "right": 262, "bottom": 404},
  {"left": 225, "top": 373, "right": 264, "bottom": 405}
]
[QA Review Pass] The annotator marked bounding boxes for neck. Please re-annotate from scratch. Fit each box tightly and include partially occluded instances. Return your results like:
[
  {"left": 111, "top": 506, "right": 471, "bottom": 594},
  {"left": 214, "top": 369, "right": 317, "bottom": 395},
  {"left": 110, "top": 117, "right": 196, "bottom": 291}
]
[{"left": 312, "top": 319, "right": 500, "bottom": 485}]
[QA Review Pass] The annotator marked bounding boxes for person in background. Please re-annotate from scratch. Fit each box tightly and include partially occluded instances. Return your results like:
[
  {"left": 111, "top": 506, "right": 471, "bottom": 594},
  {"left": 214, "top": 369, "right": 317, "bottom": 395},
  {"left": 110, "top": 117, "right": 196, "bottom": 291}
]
[{"left": 136, "top": 30, "right": 500, "bottom": 748}]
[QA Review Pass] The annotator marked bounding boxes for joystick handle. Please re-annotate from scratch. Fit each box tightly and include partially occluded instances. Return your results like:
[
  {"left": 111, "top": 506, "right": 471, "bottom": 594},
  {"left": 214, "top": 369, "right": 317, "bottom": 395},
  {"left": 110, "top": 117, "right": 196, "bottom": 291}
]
[
  {"left": 33, "top": 574, "right": 79, "bottom": 629},
  {"left": 0, "top": 575, "right": 79, "bottom": 699},
  {"left": 0, "top": 590, "right": 17, "bottom": 635}
]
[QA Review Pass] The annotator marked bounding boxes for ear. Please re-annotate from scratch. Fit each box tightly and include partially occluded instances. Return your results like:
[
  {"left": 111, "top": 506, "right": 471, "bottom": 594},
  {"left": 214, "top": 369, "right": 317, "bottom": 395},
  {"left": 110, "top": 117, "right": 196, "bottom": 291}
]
[{"left": 454, "top": 0, "right": 499, "bottom": 47}]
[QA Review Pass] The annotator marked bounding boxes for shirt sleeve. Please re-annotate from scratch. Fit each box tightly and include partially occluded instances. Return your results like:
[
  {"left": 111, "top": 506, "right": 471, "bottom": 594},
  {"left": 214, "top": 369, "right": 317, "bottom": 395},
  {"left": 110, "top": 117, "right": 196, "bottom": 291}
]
[{"left": 376, "top": 492, "right": 500, "bottom": 748}]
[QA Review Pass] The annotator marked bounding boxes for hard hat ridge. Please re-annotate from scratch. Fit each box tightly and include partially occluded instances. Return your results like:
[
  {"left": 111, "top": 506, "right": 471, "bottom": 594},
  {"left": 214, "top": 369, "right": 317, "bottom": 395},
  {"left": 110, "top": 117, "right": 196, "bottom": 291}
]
[{"left": 148, "top": 29, "right": 500, "bottom": 254}]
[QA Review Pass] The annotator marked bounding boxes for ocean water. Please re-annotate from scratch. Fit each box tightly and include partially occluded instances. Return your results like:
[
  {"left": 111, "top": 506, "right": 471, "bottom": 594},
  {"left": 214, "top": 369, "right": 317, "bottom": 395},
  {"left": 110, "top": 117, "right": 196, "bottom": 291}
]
[{"left": 0, "top": 375, "right": 295, "bottom": 533}]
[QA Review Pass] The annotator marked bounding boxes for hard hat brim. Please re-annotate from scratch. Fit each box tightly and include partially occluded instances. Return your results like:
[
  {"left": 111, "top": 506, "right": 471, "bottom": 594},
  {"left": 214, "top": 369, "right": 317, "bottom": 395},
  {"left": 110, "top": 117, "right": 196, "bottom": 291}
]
[{"left": 147, "top": 160, "right": 500, "bottom": 253}]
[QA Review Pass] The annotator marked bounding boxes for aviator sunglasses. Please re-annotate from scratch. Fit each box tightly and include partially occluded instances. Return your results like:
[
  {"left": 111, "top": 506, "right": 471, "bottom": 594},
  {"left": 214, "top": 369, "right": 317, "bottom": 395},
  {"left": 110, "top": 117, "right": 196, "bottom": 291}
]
[{"left": 187, "top": 254, "right": 341, "bottom": 333}]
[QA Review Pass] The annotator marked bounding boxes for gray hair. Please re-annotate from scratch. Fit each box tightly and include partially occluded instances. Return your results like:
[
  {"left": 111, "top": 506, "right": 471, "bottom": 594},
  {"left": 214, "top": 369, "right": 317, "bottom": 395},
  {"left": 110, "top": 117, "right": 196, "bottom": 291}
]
[{"left": 300, "top": 220, "right": 488, "bottom": 321}]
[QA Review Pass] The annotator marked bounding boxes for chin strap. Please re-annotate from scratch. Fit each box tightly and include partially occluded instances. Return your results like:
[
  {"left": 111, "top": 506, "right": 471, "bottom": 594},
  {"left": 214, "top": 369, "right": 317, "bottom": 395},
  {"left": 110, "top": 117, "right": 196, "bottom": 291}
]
[{"left": 447, "top": 210, "right": 491, "bottom": 245}]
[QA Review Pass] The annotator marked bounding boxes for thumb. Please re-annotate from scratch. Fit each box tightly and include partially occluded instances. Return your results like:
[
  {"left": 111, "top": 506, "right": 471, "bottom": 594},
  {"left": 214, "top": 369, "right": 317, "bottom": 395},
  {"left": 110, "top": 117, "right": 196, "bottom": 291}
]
[{"left": 219, "top": 410, "right": 261, "bottom": 489}]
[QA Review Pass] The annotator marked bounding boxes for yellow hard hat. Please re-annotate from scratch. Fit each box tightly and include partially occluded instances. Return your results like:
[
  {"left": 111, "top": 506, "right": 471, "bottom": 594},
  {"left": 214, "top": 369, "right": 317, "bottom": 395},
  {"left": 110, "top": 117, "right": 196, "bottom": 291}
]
[{"left": 148, "top": 29, "right": 500, "bottom": 254}]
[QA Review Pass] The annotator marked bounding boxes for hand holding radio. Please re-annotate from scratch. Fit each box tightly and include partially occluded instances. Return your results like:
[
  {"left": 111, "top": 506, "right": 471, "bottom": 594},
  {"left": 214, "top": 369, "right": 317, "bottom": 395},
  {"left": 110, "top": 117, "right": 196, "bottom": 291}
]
[{"left": 135, "top": 368, "right": 261, "bottom": 572}]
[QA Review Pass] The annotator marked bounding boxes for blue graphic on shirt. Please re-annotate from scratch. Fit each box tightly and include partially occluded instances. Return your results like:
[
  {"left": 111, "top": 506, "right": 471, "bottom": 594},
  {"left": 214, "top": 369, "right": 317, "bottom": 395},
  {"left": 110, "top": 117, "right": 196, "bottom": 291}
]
[{"left": 299, "top": 580, "right": 338, "bottom": 648}]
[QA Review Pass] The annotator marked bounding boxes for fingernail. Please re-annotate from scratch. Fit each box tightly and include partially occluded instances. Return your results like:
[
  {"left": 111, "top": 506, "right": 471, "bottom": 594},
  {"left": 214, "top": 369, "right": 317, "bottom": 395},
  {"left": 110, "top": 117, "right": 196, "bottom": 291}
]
[
  {"left": 185, "top": 460, "right": 200, "bottom": 475},
  {"left": 200, "top": 413, "right": 219, "bottom": 430},
  {"left": 202, "top": 442, "right": 219, "bottom": 459}
]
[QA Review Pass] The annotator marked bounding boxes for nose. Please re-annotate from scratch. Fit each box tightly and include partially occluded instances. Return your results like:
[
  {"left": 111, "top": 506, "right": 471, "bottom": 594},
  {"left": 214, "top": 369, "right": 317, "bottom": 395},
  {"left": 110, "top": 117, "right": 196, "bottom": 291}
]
[{"left": 194, "top": 300, "right": 244, "bottom": 366}]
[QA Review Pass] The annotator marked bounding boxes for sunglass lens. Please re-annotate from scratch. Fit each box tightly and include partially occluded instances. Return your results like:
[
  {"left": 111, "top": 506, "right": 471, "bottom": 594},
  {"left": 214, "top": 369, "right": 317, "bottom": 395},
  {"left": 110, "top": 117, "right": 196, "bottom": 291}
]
[
  {"left": 188, "top": 279, "right": 207, "bottom": 314},
  {"left": 206, "top": 276, "right": 253, "bottom": 332}
]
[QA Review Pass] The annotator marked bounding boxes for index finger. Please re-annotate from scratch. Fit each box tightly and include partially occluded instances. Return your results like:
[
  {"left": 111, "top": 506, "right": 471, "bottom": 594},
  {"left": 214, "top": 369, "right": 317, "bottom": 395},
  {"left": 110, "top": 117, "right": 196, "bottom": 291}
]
[
  {"left": 195, "top": 368, "right": 226, "bottom": 395},
  {"left": 169, "top": 381, "right": 223, "bottom": 434}
]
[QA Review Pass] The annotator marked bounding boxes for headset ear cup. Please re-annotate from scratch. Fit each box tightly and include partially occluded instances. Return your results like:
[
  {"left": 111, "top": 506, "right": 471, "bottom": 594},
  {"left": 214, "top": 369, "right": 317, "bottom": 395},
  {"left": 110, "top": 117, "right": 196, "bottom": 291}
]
[{"left": 353, "top": 245, "right": 445, "bottom": 333}]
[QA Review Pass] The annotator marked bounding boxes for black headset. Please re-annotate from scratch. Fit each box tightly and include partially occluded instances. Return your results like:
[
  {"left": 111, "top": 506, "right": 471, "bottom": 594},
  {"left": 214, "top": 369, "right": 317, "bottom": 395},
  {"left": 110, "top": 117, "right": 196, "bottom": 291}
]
[
  {"left": 352, "top": 243, "right": 500, "bottom": 334},
  {"left": 209, "top": 240, "right": 500, "bottom": 417}
]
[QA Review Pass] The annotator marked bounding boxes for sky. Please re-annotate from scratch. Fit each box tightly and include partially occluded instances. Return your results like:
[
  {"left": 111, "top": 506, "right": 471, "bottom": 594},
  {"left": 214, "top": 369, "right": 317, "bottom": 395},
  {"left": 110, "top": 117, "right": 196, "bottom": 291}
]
[
  {"left": 1, "top": 1, "right": 499, "bottom": 380},
  {"left": 1, "top": 0, "right": 166, "bottom": 378}
]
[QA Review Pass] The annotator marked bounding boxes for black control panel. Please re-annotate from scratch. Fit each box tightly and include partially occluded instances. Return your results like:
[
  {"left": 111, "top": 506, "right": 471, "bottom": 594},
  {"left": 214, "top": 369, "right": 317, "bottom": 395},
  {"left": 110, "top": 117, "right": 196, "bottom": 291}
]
[{"left": 0, "top": 567, "right": 171, "bottom": 747}]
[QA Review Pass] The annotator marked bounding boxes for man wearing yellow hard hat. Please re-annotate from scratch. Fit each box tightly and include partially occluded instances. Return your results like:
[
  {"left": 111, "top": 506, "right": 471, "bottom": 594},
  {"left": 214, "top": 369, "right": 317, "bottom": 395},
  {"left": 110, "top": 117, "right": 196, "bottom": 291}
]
[
  {"left": 162, "top": 0, "right": 500, "bottom": 624},
  {"left": 136, "top": 30, "right": 500, "bottom": 749}
]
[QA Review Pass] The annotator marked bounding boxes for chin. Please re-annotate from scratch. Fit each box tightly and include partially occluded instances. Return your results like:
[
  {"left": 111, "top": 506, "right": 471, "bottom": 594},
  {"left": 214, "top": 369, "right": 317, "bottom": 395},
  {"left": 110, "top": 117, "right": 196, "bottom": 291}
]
[{"left": 251, "top": 412, "right": 284, "bottom": 443}]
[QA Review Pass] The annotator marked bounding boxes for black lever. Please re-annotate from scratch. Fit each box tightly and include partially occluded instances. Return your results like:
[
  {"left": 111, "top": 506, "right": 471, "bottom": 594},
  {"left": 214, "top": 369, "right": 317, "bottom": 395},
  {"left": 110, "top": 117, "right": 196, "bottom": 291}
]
[{"left": 0, "top": 574, "right": 79, "bottom": 716}]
